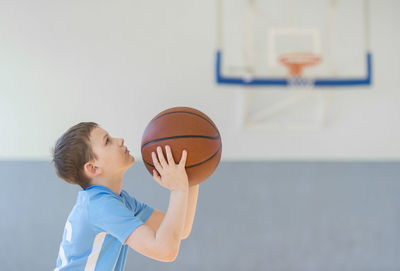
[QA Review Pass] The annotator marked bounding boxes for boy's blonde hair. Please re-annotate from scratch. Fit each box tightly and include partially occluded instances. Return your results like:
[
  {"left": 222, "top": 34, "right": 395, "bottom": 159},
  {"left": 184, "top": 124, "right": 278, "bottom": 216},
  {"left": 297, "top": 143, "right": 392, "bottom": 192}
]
[{"left": 51, "top": 122, "right": 99, "bottom": 189}]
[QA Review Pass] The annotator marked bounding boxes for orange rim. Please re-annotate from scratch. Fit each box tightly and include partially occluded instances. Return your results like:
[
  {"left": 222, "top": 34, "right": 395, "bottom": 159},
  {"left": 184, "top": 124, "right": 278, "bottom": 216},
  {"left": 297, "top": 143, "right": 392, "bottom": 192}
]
[{"left": 279, "top": 52, "right": 321, "bottom": 76}]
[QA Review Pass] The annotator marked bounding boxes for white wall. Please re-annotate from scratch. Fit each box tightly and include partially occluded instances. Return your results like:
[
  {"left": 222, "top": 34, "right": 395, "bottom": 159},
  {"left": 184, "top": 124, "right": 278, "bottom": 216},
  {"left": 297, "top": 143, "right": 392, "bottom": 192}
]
[{"left": 0, "top": 0, "right": 399, "bottom": 161}]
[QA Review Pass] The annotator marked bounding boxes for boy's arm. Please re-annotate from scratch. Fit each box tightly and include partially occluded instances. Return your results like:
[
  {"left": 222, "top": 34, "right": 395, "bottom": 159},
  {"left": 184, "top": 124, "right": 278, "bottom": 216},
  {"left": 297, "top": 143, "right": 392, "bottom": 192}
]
[
  {"left": 125, "top": 187, "right": 188, "bottom": 262},
  {"left": 125, "top": 146, "right": 188, "bottom": 262},
  {"left": 146, "top": 184, "right": 199, "bottom": 239},
  {"left": 182, "top": 184, "right": 199, "bottom": 238}
]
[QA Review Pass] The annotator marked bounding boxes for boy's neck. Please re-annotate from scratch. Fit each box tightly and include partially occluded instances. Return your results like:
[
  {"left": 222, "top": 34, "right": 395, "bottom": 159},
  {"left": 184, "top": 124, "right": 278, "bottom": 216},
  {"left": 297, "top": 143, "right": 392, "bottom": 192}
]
[{"left": 105, "top": 182, "right": 123, "bottom": 196}]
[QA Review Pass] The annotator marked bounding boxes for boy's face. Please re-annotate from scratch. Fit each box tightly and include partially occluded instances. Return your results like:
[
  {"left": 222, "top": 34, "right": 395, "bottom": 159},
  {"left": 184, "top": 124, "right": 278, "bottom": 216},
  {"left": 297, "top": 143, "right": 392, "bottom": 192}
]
[{"left": 87, "top": 127, "right": 134, "bottom": 178}]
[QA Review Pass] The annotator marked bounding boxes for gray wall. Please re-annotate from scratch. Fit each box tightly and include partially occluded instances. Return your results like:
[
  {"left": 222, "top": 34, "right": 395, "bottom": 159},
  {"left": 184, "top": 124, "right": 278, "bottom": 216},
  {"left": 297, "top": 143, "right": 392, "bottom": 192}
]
[{"left": 1, "top": 161, "right": 399, "bottom": 270}]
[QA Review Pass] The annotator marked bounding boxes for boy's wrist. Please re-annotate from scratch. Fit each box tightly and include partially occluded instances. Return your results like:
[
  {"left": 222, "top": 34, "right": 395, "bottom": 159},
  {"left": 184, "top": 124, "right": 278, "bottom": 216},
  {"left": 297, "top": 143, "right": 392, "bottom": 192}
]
[{"left": 171, "top": 185, "right": 189, "bottom": 193}]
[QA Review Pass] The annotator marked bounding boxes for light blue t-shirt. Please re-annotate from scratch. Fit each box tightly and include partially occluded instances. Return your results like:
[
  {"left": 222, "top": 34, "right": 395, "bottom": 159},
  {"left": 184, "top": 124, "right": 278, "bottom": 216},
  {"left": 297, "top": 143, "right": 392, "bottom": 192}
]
[{"left": 55, "top": 185, "right": 154, "bottom": 271}]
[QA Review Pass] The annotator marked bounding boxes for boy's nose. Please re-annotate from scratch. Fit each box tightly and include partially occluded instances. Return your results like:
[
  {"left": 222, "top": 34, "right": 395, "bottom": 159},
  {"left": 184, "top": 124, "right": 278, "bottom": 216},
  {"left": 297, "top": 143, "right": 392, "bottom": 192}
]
[{"left": 119, "top": 138, "right": 124, "bottom": 146}]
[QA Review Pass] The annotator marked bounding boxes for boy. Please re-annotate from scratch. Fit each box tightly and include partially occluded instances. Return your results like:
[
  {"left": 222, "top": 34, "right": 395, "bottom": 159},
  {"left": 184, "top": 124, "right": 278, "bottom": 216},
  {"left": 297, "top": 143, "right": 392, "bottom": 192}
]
[{"left": 52, "top": 122, "right": 199, "bottom": 270}]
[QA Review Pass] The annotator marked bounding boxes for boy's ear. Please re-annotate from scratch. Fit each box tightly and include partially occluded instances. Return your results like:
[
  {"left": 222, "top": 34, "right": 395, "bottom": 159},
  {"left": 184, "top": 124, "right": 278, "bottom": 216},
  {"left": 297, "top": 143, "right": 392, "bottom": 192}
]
[{"left": 84, "top": 161, "right": 102, "bottom": 178}]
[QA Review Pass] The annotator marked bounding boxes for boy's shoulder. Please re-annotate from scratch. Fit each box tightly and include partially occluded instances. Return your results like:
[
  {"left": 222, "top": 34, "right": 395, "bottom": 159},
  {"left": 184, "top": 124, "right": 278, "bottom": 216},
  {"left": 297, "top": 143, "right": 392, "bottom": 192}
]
[
  {"left": 83, "top": 185, "right": 121, "bottom": 200},
  {"left": 80, "top": 185, "right": 135, "bottom": 210},
  {"left": 76, "top": 185, "right": 121, "bottom": 211}
]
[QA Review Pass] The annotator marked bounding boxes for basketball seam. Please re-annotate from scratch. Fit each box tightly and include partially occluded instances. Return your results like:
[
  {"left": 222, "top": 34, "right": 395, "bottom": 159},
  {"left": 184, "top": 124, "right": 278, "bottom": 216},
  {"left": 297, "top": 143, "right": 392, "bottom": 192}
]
[
  {"left": 141, "top": 134, "right": 221, "bottom": 150},
  {"left": 149, "top": 111, "right": 219, "bottom": 134},
  {"left": 143, "top": 144, "right": 222, "bottom": 169}
]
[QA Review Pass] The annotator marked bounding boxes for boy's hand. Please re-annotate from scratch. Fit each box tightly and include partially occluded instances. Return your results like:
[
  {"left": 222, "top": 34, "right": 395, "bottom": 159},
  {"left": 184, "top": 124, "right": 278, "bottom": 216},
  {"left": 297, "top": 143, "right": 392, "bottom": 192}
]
[{"left": 151, "top": 145, "right": 188, "bottom": 192}]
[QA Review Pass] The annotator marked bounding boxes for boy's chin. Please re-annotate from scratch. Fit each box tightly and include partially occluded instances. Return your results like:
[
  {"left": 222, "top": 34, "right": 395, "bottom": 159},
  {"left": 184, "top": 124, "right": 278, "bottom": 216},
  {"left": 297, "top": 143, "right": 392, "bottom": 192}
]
[{"left": 128, "top": 156, "right": 135, "bottom": 166}]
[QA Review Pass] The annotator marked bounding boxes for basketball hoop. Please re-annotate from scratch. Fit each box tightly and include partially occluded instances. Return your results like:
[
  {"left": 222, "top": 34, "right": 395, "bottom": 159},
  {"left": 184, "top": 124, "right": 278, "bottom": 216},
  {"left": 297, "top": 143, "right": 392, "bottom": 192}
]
[{"left": 279, "top": 52, "right": 321, "bottom": 77}]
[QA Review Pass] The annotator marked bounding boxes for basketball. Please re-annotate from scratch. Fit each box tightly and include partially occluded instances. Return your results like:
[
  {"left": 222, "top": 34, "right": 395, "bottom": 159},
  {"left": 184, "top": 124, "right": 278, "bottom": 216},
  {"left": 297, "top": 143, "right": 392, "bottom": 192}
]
[{"left": 141, "top": 107, "right": 222, "bottom": 186}]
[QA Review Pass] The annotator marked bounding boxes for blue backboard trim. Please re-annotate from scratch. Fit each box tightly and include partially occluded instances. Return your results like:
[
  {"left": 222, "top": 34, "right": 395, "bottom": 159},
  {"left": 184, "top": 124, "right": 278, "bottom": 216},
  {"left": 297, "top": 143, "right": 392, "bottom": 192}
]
[{"left": 215, "top": 51, "right": 372, "bottom": 87}]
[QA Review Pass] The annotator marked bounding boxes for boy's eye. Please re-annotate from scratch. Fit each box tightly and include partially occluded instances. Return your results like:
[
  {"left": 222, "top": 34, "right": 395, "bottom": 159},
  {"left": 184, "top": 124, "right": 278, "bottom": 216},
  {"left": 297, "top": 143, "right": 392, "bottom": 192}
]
[{"left": 106, "top": 138, "right": 109, "bottom": 144}]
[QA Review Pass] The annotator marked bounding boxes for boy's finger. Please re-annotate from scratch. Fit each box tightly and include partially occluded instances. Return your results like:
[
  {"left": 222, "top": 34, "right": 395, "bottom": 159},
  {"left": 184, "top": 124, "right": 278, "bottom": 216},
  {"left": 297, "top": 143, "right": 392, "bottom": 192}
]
[
  {"left": 152, "top": 151, "right": 163, "bottom": 173},
  {"left": 156, "top": 146, "right": 168, "bottom": 167},
  {"left": 178, "top": 150, "right": 187, "bottom": 167},
  {"left": 165, "top": 145, "right": 175, "bottom": 165}
]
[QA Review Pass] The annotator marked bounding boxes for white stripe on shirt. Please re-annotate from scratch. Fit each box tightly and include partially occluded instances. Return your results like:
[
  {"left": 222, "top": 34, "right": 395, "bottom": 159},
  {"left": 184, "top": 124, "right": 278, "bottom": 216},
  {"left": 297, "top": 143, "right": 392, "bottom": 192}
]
[
  {"left": 54, "top": 246, "right": 67, "bottom": 271},
  {"left": 84, "top": 232, "right": 107, "bottom": 271},
  {"left": 65, "top": 220, "right": 72, "bottom": 242}
]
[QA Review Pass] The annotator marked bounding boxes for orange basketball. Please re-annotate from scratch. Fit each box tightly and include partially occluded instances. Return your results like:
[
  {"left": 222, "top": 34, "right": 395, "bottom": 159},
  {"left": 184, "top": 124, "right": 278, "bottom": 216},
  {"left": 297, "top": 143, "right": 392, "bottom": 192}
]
[{"left": 141, "top": 107, "right": 222, "bottom": 186}]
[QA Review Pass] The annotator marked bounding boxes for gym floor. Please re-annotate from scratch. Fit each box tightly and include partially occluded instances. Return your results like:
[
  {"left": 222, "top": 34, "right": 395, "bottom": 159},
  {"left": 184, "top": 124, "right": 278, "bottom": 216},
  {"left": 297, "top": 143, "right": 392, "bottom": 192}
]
[{"left": 1, "top": 161, "right": 399, "bottom": 270}]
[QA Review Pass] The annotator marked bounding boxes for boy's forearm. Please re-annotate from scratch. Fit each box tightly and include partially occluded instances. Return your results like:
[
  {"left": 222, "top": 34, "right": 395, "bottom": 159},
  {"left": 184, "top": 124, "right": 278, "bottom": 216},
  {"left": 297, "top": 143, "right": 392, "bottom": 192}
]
[
  {"left": 155, "top": 187, "right": 188, "bottom": 254},
  {"left": 182, "top": 184, "right": 199, "bottom": 238}
]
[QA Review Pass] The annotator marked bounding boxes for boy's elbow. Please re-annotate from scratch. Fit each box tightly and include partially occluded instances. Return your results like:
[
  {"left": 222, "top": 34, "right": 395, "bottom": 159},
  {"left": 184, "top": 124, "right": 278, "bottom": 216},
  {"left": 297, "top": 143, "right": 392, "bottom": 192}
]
[
  {"left": 162, "top": 247, "right": 179, "bottom": 262},
  {"left": 165, "top": 253, "right": 178, "bottom": 262},
  {"left": 158, "top": 241, "right": 180, "bottom": 262},
  {"left": 181, "top": 229, "right": 192, "bottom": 240}
]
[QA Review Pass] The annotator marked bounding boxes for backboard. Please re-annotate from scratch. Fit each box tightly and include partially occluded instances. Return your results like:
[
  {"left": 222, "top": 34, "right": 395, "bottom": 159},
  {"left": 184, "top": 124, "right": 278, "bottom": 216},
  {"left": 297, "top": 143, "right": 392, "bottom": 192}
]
[{"left": 216, "top": 0, "right": 372, "bottom": 87}]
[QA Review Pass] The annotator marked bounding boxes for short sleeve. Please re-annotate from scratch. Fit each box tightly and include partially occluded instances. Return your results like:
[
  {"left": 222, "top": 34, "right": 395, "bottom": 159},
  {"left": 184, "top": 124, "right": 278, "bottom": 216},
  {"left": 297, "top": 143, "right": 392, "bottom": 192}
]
[
  {"left": 88, "top": 193, "right": 145, "bottom": 244},
  {"left": 121, "top": 190, "right": 154, "bottom": 223}
]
